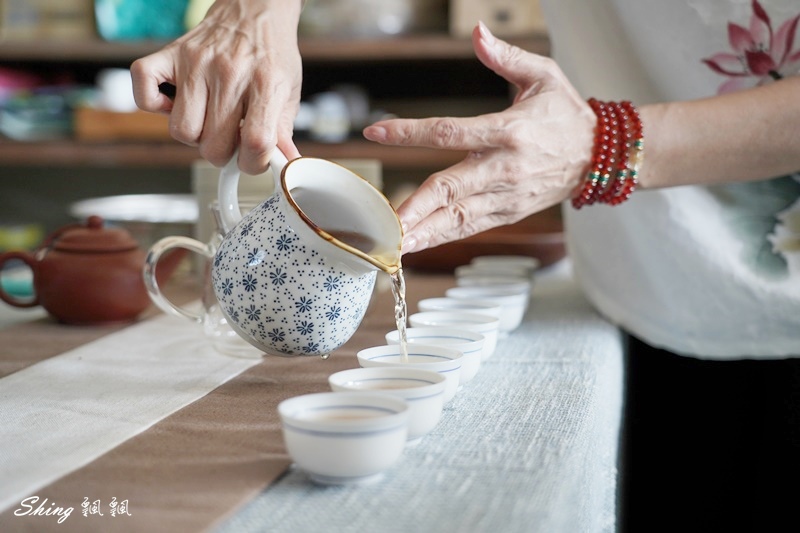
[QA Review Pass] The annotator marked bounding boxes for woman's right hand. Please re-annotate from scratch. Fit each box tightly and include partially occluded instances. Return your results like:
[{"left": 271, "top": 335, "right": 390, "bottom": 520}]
[{"left": 130, "top": 0, "right": 304, "bottom": 174}]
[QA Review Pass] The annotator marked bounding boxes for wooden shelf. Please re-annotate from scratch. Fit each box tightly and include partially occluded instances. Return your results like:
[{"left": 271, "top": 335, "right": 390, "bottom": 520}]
[
  {"left": 0, "top": 33, "right": 549, "bottom": 63},
  {"left": 300, "top": 139, "right": 466, "bottom": 168},
  {"left": 0, "top": 138, "right": 465, "bottom": 169},
  {"left": 0, "top": 39, "right": 170, "bottom": 63},
  {"left": 0, "top": 32, "right": 543, "bottom": 170},
  {"left": 299, "top": 34, "right": 549, "bottom": 61}
]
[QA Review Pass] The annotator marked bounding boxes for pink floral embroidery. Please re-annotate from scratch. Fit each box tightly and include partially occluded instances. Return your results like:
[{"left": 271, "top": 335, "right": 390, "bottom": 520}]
[{"left": 702, "top": 0, "right": 800, "bottom": 94}]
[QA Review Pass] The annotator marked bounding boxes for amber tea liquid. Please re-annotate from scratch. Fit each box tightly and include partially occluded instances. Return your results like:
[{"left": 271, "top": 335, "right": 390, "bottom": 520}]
[
  {"left": 325, "top": 227, "right": 407, "bottom": 363},
  {"left": 326, "top": 229, "right": 376, "bottom": 254},
  {"left": 390, "top": 268, "right": 409, "bottom": 364}
]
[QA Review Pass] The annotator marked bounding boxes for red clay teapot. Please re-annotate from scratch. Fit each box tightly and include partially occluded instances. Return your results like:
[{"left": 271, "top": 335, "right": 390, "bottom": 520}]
[{"left": 0, "top": 215, "right": 184, "bottom": 325}]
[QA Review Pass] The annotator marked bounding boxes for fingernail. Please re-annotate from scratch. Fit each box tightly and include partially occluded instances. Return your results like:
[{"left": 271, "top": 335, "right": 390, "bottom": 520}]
[
  {"left": 401, "top": 235, "right": 418, "bottom": 255},
  {"left": 478, "top": 21, "right": 495, "bottom": 45},
  {"left": 363, "top": 126, "right": 387, "bottom": 142}
]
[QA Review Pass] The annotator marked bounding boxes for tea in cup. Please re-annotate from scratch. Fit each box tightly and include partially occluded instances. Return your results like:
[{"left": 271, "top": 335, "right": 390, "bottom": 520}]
[
  {"left": 278, "top": 391, "right": 409, "bottom": 485},
  {"left": 384, "top": 327, "right": 484, "bottom": 384},
  {"left": 445, "top": 285, "right": 529, "bottom": 334},
  {"left": 357, "top": 344, "right": 464, "bottom": 403},
  {"left": 408, "top": 311, "right": 500, "bottom": 361},
  {"left": 328, "top": 367, "right": 446, "bottom": 443}
]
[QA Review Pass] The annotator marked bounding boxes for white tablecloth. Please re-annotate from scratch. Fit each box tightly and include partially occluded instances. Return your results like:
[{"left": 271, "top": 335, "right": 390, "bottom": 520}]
[{"left": 216, "top": 261, "right": 624, "bottom": 533}]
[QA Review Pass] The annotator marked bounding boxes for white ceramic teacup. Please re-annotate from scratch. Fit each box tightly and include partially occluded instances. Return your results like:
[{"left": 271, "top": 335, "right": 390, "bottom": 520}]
[
  {"left": 357, "top": 344, "right": 463, "bottom": 403},
  {"left": 455, "top": 264, "right": 532, "bottom": 282},
  {"left": 278, "top": 391, "right": 409, "bottom": 485},
  {"left": 455, "top": 275, "right": 532, "bottom": 295},
  {"left": 470, "top": 255, "right": 541, "bottom": 279},
  {"left": 384, "top": 327, "right": 484, "bottom": 384},
  {"left": 445, "top": 285, "right": 529, "bottom": 335},
  {"left": 416, "top": 296, "right": 503, "bottom": 321},
  {"left": 407, "top": 311, "right": 500, "bottom": 360},
  {"left": 329, "top": 367, "right": 446, "bottom": 443}
]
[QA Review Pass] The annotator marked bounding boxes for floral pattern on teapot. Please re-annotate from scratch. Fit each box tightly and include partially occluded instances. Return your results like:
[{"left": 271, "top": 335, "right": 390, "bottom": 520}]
[{"left": 212, "top": 194, "right": 377, "bottom": 357}]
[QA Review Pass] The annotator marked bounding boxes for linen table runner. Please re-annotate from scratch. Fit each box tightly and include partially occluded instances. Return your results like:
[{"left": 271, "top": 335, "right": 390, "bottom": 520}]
[
  {"left": 0, "top": 276, "right": 402, "bottom": 532},
  {"left": 0, "top": 312, "right": 261, "bottom": 514}
]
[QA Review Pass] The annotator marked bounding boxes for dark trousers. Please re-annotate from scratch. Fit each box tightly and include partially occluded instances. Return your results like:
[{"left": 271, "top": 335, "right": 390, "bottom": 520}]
[{"left": 620, "top": 336, "right": 800, "bottom": 533}]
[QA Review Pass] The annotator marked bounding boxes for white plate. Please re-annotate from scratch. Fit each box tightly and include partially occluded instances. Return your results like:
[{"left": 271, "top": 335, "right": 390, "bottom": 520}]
[{"left": 69, "top": 194, "right": 198, "bottom": 224}]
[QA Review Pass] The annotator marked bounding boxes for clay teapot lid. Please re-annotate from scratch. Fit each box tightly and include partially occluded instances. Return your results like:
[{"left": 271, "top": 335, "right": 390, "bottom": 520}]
[{"left": 51, "top": 215, "right": 139, "bottom": 253}]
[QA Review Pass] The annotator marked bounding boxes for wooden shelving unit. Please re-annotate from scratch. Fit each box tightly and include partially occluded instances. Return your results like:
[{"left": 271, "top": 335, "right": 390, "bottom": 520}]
[
  {"left": 0, "top": 34, "right": 548, "bottom": 62},
  {"left": 0, "top": 33, "right": 547, "bottom": 169},
  {"left": 0, "top": 138, "right": 466, "bottom": 168}
]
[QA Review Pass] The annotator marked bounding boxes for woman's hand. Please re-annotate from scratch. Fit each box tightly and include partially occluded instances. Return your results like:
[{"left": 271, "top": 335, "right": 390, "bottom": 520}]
[
  {"left": 364, "top": 23, "right": 595, "bottom": 254},
  {"left": 131, "top": 0, "right": 303, "bottom": 174}
]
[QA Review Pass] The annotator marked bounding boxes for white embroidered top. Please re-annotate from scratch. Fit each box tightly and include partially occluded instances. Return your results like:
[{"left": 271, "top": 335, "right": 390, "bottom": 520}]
[{"left": 540, "top": 0, "right": 800, "bottom": 358}]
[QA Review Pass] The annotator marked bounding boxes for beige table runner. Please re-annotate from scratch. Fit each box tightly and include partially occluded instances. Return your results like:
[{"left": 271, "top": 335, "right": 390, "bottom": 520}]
[
  {"left": 0, "top": 273, "right": 438, "bottom": 532},
  {"left": 0, "top": 313, "right": 261, "bottom": 525},
  {"left": 0, "top": 278, "right": 199, "bottom": 378}
]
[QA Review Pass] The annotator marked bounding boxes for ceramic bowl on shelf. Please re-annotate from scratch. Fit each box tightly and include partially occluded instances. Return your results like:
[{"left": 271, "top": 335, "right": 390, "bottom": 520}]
[
  {"left": 69, "top": 194, "right": 197, "bottom": 250},
  {"left": 278, "top": 391, "right": 409, "bottom": 485},
  {"left": 407, "top": 311, "right": 500, "bottom": 360},
  {"left": 357, "top": 344, "right": 463, "bottom": 403},
  {"left": 329, "top": 367, "right": 446, "bottom": 443},
  {"left": 384, "top": 327, "right": 484, "bottom": 384}
]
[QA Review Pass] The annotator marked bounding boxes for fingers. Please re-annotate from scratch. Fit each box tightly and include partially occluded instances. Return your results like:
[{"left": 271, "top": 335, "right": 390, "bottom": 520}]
[
  {"left": 471, "top": 22, "right": 558, "bottom": 97},
  {"left": 130, "top": 1, "right": 304, "bottom": 175},
  {"left": 133, "top": 48, "right": 299, "bottom": 173},
  {"left": 197, "top": 61, "right": 247, "bottom": 167},
  {"left": 396, "top": 165, "right": 470, "bottom": 232},
  {"left": 396, "top": 157, "right": 510, "bottom": 250},
  {"left": 237, "top": 73, "right": 298, "bottom": 174},
  {"left": 400, "top": 190, "right": 515, "bottom": 254},
  {"left": 277, "top": 138, "right": 301, "bottom": 161},
  {"left": 167, "top": 67, "right": 209, "bottom": 148},
  {"left": 130, "top": 54, "right": 176, "bottom": 114},
  {"left": 364, "top": 113, "right": 504, "bottom": 151},
  {"left": 131, "top": 47, "right": 213, "bottom": 149}
]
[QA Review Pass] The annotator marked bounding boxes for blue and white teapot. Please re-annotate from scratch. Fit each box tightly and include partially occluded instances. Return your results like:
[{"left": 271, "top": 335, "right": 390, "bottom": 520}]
[{"left": 212, "top": 150, "right": 403, "bottom": 357}]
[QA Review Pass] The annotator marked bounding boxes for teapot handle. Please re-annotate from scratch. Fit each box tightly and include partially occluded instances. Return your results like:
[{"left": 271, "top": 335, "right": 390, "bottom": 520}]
[
  {"left": 0, "top": 251, "right": 39, "bottom": 308},
  {"left": 143, "top": 236, "right": 213, "bottom": 323},
  {"left": 218, "top": 148, "right": 290, "bottom": 235}
]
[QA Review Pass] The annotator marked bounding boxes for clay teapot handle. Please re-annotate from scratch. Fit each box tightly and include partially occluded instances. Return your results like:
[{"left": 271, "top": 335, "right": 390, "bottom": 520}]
[
  {"left": 218, "top": 149, "right": 290, "bottom": 235},
  {"left": 0, "top": 251, "right": 39, "bottom": 308}
]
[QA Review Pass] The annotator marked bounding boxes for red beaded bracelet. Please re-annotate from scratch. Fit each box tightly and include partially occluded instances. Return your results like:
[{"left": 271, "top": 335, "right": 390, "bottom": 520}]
[{"left": 572, "top": 99, "right": 644, "bottom": 209}]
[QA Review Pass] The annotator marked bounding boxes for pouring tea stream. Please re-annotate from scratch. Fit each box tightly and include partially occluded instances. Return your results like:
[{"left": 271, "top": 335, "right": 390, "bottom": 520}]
[{"left": 211, "top": 149, "right": 405, "bottom": 357}]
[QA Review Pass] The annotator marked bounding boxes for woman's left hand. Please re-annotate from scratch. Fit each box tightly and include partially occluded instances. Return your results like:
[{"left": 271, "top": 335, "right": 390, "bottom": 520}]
[{"left": 364, "top": 23, "right": 596, "bottom": 254}]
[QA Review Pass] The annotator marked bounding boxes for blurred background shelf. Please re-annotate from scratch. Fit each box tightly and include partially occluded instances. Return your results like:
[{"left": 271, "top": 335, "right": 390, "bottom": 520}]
[
  {"left": 0, "top": 0, "right": 555, "bottom": 253},
  {"left": 0, "top": 138, "right": 466, "bottom": 169},
  {"left": 0, "top": 34, "right": 548, "bottom": 62},
  {"left": 0, "top": 33, "right": 545, "bottom": 170}
]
